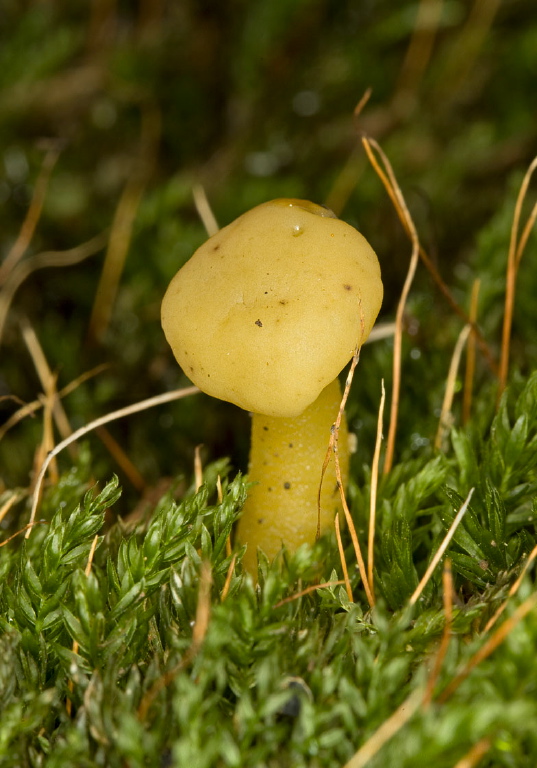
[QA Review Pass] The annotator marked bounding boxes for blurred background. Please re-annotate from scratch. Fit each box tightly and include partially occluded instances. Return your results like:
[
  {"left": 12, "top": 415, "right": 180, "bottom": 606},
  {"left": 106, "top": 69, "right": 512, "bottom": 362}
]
[{"left": 1, "top": 0, "right": 536, "bottom": 511}]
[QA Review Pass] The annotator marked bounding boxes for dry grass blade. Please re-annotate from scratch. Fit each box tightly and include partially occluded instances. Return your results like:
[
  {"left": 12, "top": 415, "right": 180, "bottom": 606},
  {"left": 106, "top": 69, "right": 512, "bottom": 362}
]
[
  {"left": 343, "top": 686, "right": 425, "bottom": 768},
  {"left": 434, "top": 324, "right": 471, "bottom": 451},
  {"left": 273, "top": 580, "right": 346, "bottom": 609},
  {"left": 21, "top": 318, "right": 74, "bottom": 446},
  {"left": 221, "top": 553, "right": 237, "bottom": 602},
  {"left": 95, "top": 426, "right": 146, "bottom": 492},
  {"left": 423, "top": 559, "right": 453, "bottom": 707},
  {"left": 137, "top": 560, "right": 212, "bottom": 722},
  {"left": 0, "top": 145, "right": 60, "bottom": 285},
  {"left": 499, "top": 154, "right": 537, "bottom": 396},
  {"left": 193, "top": 184, "right": 219, "bottom": 236},
  {"left": 419, "top": 245, "right": 496, "bottom": 375},
  {"left": 362, "top": 136, "right": 420, "bottom": 476},
  {"left": 0, "top": 522, "right": 47, "bottom": 547},
  {"left": 0, "top": 231, "right": 108, "bottom": 345},
  {"left": 438, "top": 591, "right": 537, "bottom": 704},
  {"left": 335, "top": 512, "right": 353, "bottom": 603},
  {"left": 0, "top": 363, "right": 108, "bottom": 442},
  {"left": 434, "top": 0, "right": 501, "bottom": 104},
  {"left": 33, "top": 387, "right": 59, "bottom": 486},
  {"left": 368, "top": 380, "right": 385, "bottom": 596},
  {"left": 452, "top": 737, "right": 492, "bottom": 768},
  {"left": 462, "top": 280, "right": 481, "bottom": 424},
  {"left": 194, "top": 444, "right": 203, "bottom": 492},
  {"left": 87, "top": 175, "right": 146, "bottom": 343},
  {"left": 26, "top": 386, "right": 199, "bottom": 537},
  {"left": 410, "top": 488, "right": 474, "bottom": 606},
  {"left": 483, "top": 542, "right": 537, "bottom": 634},
  {"left": 324, "top": 89, "right": 371, "bottom": 215},
  {"left": 0, "top": 492, "right": 24, "bottom": 525},
  {"left": 357, "top": 140, "right": 495, "bottom": 375},
  {"left": 367, "top": 321, "right": 396, "bottom": 343},
  {"left": 88, "top": 102, "right": 159, "bottom": 344},
  {"left": 394, "top": 0, "right": 444, "bottom": 111},
  {"left": 317, "top": 340, "right": 374, "bottom": 607}
]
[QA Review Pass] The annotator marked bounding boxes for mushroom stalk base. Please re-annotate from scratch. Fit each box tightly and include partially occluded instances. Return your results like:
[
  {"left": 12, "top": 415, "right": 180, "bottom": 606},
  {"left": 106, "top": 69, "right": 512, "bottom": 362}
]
[{"left": 237, "top": 378, "right": 349, "bottom": 574}]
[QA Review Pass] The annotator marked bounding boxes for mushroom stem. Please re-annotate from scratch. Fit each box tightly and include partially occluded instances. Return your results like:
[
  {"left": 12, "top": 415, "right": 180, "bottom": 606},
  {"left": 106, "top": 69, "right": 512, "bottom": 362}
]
[{"left": 237, "top": 378, "right": 349, "bottom": 574}]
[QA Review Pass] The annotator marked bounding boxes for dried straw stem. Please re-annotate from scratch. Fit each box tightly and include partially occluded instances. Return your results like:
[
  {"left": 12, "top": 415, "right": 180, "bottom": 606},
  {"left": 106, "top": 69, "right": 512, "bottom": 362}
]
[
  {"left": 452, "top": 737, "right": 492, "bottom": 768},
  {"left": 462, "top": 280, "right": 481, "bottom": 424},
  {"left": 27, "top": 386, "right": 199, "bottom": 537},
  {"left": 423, "top": 559, "right": 453, "bottom": 707},
  {"left": 343, "top": 686, "right": 424, "bottom": 768},
  {"left": 335, "top": 512, "right": 353, "bottom": 603},
  {"left": 409, "top": 488, "right": 474, "bottom": 606},
  {"left": 0, "top": 231, "right": 107, "bottom": 345},
  {"left": 0, "top": 145, "right": 61, "bottom": 285},
  {"left": 368, "top": 380, "right": 385, "bottom": 596},
  {"left": 438, "top": 590, "right": 537, "bottom": 704},
  {"left": 273, "top": 580, "right": 346, "bottom": 609},
  {"left": 0, "top": 364, "right": 108, "bottom": 442},
  {"left": 434, "top": 324, "right": 471, "bottom": 451},
  {"left": 362, "top": 137, "right": 420, "bottom": 475},
  {"left": 499, "top": 155, "right": 537, "bottom": 397},
  {"left": 483, "top": 541, "right": 537, "bottom": 634}
]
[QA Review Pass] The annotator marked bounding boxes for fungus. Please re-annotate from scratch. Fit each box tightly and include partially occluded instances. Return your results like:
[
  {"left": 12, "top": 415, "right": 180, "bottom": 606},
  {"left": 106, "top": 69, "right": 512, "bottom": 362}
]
[{"left": 161, "top": 198, "right": 383, "bottom": 574}]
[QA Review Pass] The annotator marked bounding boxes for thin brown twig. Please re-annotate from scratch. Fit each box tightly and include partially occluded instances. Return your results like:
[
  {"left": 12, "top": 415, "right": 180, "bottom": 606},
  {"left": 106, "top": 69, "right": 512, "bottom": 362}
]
[
  {"left": 434, "top": 324, "right": 471, "bottom": 451},
  {"left": 0, "top": 231, "right": 108, "bottom": 344},
  {"left": 499, "top": 155, "right": 537, "bottom": 397},
  {"left": 221, "top": 553, "right": 237, "bottom": 602},
  {"left": 95, "top": 426, "right": 146, "bottom": 492},
  {"left": 35, "top": 385, "right": 59, "bottom": 486},
  {"left": 318, "top": 342, "right": 374, "bottom": 608},
  {"left": 335, "top": 513, "right": 353, "bottom": 603},
  {"left": 343, "top": 686, "right": 425, "bottom": 768},
  {"left": 0, "top": 145, "right": 61, "bottom": 285},
  {"left": 437, "top": 591, "right": 537, "bottom": 704},
  {"left": 410, "top": 488, "right": 474, "bottom": 606},
  {"left": 452, "top": 737, "right": 492, "bottom": 768},
  {"left": 21, "top": 317, "right": 74, "bottom": 447},
  {"left": 193, "top": 184, "right": 219, "bottom": 236},
  {"left": 87, "top": 175, "right": 146, "bottom": 343},
  {"left": 362, "top": 137, "right": 420, "bottom": 476},
  {"left": 434, "top": 0, "right": 502, "bottom": 105},
  {"left": 353, "top": 88, "right": 372, "bottom": 123},
  {"left": 334, "top": 350, "right": 374, "bottom": 606},
  {"left": 27, "top": 386, "right": 199, "bottom": 537},
  {"left": 194, "top": 445, "right": 203, "bottom": 492},
  {"left": 483, "top": 542, "right": 537, "bottom": 634},
  {"left": 273, "top": 580, "right": 346, "bottom": 609},
  {"left": 88, "top": 102, "right": 159, "bottom": 344},
  {"left": 462, "top": 280, "right": 481, "bottom": 425},
  {"left": 515, "top": 199, "right": 537, "bottom": 269},
  {"left": 324, "top": 89, "right": 371, "bottom": 215},
  {"left": 423, "top": 559, "right": 453, "bottom": 707},
  {"left": 368, "top": 379, "right": 385, "bottom": 597},
  {"left": 358, "top": 136, "right": 496, "bottom": 375},
  {"left": 0, "top": 493, "right": 23, "bottom": 525},
  {"left": 0, "top": 363, "right": 109, "bottom": 442},
  {"left": 394, "top": 0, "right": 444, "bottom": 111},
  {"left": 0, "top": 521, "right": 47, "bottom": 548}
]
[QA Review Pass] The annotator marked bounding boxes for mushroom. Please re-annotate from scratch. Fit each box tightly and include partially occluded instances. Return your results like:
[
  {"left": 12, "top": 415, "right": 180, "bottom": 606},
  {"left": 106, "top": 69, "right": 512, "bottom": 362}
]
[{"left": 161, "top": 198, "right": 383, "bottom": 574}]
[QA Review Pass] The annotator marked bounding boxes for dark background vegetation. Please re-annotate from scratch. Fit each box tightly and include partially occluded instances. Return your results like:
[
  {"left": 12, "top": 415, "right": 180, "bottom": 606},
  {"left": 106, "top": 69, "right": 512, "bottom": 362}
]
[{"left": 1, "top": 0, "right": 536, "bottom": 509}]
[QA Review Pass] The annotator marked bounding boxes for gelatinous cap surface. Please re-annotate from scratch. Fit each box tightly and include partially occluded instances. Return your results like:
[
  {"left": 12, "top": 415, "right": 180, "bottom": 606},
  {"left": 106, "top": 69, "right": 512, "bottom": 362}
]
[{"left": 161, "top": 199, "right": 383, "bottom": 417}]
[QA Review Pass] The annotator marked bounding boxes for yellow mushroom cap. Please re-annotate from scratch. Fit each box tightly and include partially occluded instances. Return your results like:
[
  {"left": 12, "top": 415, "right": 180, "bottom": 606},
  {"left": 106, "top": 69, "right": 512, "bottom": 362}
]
[{"left": 161, "top": 199, "right": 383, "bottom": 418}]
